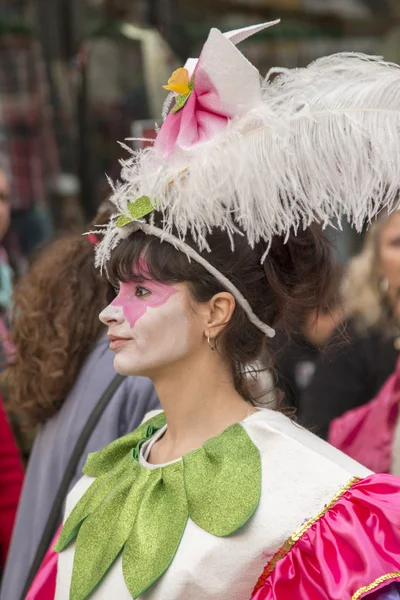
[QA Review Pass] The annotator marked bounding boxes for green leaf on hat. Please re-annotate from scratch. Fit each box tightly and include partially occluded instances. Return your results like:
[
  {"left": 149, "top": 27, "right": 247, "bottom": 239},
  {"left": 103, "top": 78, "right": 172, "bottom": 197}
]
[
  {"left": 172, "top": 77, "right": 194, "bottom": 114},
  {"left": 115, "top": 195, "right": 154, "bottom": 228}
]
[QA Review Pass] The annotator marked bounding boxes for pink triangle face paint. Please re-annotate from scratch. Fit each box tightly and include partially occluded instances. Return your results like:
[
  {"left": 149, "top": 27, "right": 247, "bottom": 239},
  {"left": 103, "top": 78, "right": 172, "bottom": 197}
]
[
  {"left": 100, "top": 259, "right": 192, "bottom": 377},
  {"left": 111, "top": 279, "right": 178, "bottom": 329}
]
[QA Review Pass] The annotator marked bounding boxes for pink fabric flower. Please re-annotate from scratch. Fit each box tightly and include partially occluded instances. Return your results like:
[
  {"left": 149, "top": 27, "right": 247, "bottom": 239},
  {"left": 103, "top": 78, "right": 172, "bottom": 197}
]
[{"left": 155, "top": 23, "right": 278, "bottom": 159}]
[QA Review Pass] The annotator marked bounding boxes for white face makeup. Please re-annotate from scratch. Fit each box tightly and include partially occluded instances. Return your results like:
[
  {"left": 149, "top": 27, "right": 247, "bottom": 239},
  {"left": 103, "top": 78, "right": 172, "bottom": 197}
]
[{"left": 99, "top": 276, "right": 195, "bottom": 377}]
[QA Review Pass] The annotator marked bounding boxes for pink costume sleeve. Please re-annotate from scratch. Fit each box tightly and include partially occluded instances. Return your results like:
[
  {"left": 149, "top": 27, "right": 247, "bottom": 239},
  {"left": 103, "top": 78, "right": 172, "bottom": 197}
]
[
  {"left": 25, "top": 527, "right": 62, "bottom": 600},
  {"left": 252, "top": 474, "right": 400, "bottom": 600},
  {"left": 328, "top": 360, "right": 400, "bottom": 473}
]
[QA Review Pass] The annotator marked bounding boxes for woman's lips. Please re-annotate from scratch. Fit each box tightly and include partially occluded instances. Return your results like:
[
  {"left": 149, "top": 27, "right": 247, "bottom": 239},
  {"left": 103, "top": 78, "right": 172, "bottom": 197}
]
[{"left": 108, "top": 336, "right": 131, "bottom": 351}]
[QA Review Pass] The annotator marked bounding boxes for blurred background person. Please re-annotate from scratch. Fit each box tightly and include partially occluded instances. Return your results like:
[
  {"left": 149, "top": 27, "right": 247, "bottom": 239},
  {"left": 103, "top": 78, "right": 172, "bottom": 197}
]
[
  {"left": 0, "top": 169, "right": 13, "bottom": 364},
  {"left": 0, "top": 170, "right": 23, "bottom": 580},
  {"left": 0, "top": 399, "right": 23, "bottom": 577},
  {"left": 328, "top": 356, "right": 400, "bottom": 475},
  {"left": 0, "top": 224, "right": 159, "bottom": 600},
  {"left": 301, "top": 210, "right": 400, "bottom": 439},
  {"left": 271, "top": 266, "right": 344, "bottom": 414}
]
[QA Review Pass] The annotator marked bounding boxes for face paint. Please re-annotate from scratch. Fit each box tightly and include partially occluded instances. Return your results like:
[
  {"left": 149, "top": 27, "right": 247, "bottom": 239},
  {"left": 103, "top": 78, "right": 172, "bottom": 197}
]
[
  {"left": 111, "top": 259, "right": 178, "bottom": 329},
  {"left": 99, "top": 261, "right": 197, "bottom": 377},
  {"left": 111, "top": 280, "right": 178, "bottom": 329}
]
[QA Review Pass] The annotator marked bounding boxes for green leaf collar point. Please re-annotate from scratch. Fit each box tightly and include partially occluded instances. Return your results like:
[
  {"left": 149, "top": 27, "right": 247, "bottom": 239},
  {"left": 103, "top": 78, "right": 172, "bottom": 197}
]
[
  {"left": 183, "top": 423, "right": 261, "bottom": 536},
  {"left": 123, "top": 462, "right": 188, "bottom": 599},
  {"left": 55, "top": 453, "right": 134, "bottom": 553},
  {"left": 71, "top": 469, "right": 148, "bottom": 600},
  {"left": 58, "top": 414, "right": 261, "bottom": 598}
]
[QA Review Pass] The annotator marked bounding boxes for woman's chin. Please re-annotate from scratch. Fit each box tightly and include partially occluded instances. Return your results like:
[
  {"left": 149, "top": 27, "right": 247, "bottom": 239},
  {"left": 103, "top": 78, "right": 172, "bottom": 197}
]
[
  {"left": 113, "top": 355, "right": 137, "bottom": 377},
  {"left": 113, "top": 354, "right": 150, "bottom": 378}
]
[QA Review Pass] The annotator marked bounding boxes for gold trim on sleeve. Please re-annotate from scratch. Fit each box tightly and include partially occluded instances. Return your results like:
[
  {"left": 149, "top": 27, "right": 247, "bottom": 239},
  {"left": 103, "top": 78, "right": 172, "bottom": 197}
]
[
  {"left": 253, "top": 476, "right": 360, "bottom": 593},
  {"left": 264, "top": 476, "right": 359, "bottom": 576},
  {"left": 352, "top": 572, "right": 400, "bottom": 599}
]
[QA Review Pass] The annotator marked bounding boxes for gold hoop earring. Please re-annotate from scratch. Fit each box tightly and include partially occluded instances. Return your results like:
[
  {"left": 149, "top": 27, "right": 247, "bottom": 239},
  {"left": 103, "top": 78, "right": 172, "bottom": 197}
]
[{"left": 207, "top": 336, "right": 217, "bottom": 351}]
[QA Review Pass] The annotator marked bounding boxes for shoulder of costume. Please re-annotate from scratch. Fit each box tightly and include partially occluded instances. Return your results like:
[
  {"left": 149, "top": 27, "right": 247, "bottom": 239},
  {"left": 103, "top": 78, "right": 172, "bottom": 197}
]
[
  {"left": 249, "top": 410, "right": 400, "bottom": 599},
  {"left": 83, "top": 410, "right": 166, "bottom": 477},
  {"left": 243, "top": 408, "right": 372, "bottom": 478},
  {"left": 252, "top": 472, "right": 400, "bottom": 600}
]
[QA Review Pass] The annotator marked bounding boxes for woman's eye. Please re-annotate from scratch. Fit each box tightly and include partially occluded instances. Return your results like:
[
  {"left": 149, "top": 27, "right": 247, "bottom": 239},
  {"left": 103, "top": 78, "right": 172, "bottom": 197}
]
[{"left": 135, "top": 286, "right": 151, "bottom": 298}]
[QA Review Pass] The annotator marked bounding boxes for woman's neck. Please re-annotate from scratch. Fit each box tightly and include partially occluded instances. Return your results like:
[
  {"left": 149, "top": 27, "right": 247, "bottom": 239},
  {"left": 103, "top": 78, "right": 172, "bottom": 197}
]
[{"left": 149, "top": 355, "right": 255, "bottom": 464}]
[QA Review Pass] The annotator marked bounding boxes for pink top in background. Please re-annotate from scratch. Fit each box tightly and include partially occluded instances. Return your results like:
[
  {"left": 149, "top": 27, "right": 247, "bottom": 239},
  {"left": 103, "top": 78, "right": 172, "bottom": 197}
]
[{"left": 328, "top": 357, "right": 400, "bottom": 473}]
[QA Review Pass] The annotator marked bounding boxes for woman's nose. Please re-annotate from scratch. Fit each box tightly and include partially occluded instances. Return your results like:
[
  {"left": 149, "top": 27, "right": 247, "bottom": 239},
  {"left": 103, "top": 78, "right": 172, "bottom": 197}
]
[{"left": 99, "top": 303, "right": 124, "bottom": 325}]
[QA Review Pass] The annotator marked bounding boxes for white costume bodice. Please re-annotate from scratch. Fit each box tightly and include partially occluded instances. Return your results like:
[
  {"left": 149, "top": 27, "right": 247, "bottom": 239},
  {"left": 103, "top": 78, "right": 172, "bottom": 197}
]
[{"left": 55, "top": 409, "right": 370, "bottom": 600}]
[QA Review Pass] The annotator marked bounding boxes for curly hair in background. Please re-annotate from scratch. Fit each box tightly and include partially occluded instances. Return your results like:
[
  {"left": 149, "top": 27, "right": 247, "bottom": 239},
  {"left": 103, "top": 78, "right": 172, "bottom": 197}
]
[{"left": 9, "top": 233, "right": 113, "bottom": 428}]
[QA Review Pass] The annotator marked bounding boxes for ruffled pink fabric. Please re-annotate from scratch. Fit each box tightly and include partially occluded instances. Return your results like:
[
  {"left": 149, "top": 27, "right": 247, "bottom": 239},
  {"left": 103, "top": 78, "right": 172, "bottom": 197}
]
[
  {"left": 155, "top": 27, "right": 263, "bottom": 159},
  {"left": 328, "top": 360, "right": 400, "bottom": 473},
  {"left": 25, "top": 527, "right": 61, "bottom": 600},
  {"left": 155, "top": 65, "right": 229, "bottom": 158},
  {"left": 252, "top": 474, "right": 400, "bottom": 600}
]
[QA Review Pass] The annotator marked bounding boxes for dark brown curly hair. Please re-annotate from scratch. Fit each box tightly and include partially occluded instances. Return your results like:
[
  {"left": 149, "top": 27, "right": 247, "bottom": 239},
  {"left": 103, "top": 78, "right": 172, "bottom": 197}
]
[{"left": 9, "top": 233, "right": 113, "bottom": 428}]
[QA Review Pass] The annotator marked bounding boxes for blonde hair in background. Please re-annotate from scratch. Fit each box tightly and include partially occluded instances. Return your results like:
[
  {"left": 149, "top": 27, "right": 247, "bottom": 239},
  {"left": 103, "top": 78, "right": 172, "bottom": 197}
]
[{"left": 343, "top": 210, "right": 398, "bottom": 334}]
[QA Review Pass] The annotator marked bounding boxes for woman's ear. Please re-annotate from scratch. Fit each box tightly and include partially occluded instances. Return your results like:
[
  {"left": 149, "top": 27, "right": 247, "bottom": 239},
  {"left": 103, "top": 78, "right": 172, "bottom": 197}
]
[{"left": 204, "top": 292, "right": 236, "bottom": 339}]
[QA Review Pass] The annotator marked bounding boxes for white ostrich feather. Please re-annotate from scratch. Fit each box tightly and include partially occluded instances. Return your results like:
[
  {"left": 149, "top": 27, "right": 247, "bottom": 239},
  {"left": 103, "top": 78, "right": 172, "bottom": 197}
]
[
  {"left": 94, "top": 51, "right": 400, "bottom": 336},
  {"left": 96, "top": 52, "right": 400, "bottom": 270}
]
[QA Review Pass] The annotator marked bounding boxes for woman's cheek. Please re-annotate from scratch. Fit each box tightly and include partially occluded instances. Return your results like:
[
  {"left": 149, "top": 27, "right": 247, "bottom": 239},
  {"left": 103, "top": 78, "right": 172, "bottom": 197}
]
[
  {"left": 135, "top": 297, "right": 188, "bottom": 348},
  {"left": 131, "top": 307, "right": 167, "bottom": 344},
  {"left": 123, "top": 295, "right": 194, "bottom": 370}
]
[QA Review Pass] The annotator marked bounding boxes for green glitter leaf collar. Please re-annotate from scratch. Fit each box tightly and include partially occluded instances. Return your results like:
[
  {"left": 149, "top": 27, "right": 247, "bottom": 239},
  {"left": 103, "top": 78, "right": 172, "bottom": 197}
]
[{"left": 55, "top": 412, "right": 261, "bottom": 600}]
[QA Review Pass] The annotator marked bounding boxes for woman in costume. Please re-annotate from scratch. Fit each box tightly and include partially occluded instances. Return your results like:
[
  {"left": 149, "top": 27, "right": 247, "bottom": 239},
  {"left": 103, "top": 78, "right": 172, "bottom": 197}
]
[
  {"left": 302, "top": 210, "right": 400, "bottom": 438},
  {"left": 51, "top": 21, "right": 400, "bottom": 600}
]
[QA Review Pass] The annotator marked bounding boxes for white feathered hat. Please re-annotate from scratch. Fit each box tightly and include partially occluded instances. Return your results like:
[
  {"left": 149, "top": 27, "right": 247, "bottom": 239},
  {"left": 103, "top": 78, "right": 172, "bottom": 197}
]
[{"left": 95, "top": 20, "right": 400, "bottom": 338}]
